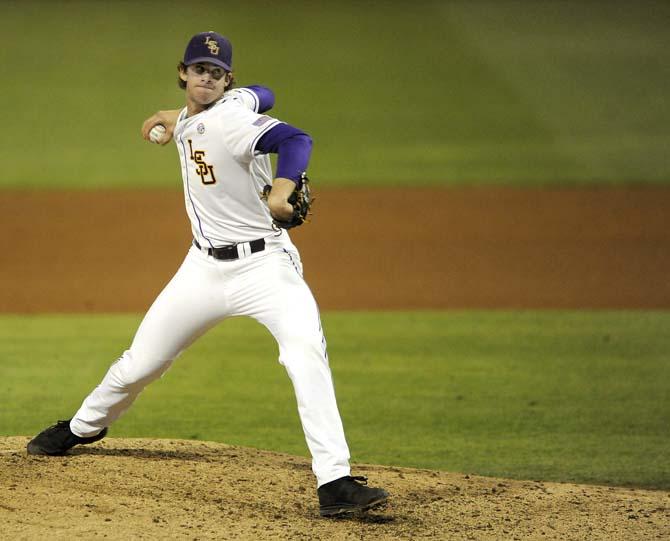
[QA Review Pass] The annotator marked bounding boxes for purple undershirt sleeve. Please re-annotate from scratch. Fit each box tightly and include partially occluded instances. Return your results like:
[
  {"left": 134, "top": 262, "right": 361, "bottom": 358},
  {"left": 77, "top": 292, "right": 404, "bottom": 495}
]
[
  {"left": 255, "top": 123, "right": 312, "bottom": 186},
  {"left": 275, "top": 135, "right": 312, "bottom": 186},
  {"left": 245, "top": 85, "right": 275, "bottom": 113}
]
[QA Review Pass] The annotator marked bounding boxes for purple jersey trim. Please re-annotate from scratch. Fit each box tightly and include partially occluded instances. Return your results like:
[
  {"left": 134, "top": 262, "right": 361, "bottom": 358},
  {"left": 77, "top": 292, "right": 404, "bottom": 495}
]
[
  {"left": 255, "top": 124, "right": 312, "bottom": 185},
  {"left": 256, "top": 123, "right": 305, "bottom": 153},
  {"left": 245, "top": 85, "right": 275, "bottom": 113},
  {"left": 249, "top": 119, "right": 281, "bottom": 158}
]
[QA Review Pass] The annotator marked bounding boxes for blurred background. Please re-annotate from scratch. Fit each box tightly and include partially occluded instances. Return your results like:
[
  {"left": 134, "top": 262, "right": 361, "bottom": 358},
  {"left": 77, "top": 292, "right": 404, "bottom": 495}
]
[{"left": 0, "top": 0, "right": 668, "bottom": 188}]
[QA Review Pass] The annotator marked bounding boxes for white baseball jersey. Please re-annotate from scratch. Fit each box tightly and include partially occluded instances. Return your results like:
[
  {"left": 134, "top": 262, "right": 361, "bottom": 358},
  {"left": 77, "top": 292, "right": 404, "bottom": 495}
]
[{"left": 174, "top": 88, "right": 283, "bottom": 245}]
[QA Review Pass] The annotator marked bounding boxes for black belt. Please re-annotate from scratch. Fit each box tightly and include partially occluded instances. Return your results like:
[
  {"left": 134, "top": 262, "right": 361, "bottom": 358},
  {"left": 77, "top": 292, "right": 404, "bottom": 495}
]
[{"left": 193, "top": 238, "right": 265, "bottom": 260}]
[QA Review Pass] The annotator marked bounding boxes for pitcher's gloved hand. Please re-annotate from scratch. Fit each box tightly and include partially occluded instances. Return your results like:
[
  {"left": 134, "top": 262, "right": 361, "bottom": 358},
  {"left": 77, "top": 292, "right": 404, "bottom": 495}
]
[{"left": 262, "top": 173, "right": 312, "bottom": 229}]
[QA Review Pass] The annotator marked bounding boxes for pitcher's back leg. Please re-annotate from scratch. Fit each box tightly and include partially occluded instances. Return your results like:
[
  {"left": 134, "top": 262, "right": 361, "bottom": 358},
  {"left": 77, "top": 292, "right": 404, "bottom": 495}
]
[{"left": 71, "top": 249, "right": 231, "bottom": 437}]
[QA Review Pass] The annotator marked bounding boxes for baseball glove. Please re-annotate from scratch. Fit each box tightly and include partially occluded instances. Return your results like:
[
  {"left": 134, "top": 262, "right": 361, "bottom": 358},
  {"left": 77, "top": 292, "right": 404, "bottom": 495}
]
[{"left": 262, "top": 173, "right": 312, "bottom": 229}]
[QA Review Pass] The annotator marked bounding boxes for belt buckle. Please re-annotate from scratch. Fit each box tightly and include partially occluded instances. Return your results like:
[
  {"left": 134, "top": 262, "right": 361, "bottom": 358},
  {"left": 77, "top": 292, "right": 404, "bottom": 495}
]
[{"left": 236, "top": 242, "right": 252, "bottom": 259}]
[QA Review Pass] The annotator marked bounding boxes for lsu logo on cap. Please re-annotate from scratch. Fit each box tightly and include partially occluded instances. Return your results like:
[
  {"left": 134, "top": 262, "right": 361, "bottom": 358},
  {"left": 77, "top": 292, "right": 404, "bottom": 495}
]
[{"left": 205, "top": 36, "right": 220, "bottom": 55}]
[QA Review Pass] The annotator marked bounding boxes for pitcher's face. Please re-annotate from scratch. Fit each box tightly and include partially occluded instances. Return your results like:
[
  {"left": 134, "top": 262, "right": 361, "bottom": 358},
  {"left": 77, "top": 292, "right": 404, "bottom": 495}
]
[{"left": 180, "top": 62, "right": 231, "bottom": 108}]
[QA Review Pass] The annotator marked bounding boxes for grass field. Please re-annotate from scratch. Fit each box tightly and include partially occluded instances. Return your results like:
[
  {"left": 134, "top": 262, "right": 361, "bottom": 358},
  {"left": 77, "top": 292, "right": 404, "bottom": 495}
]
[
  {"left": 1, "top": 1, "right": 668, "bottom": 187},
  {"left": 1, "top": 311, "right": 668, "bottom": 490}
]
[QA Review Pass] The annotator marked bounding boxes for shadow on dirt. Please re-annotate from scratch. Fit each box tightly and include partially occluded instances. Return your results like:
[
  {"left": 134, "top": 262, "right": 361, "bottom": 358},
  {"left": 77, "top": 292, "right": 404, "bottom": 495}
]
[{"left": 69, "top": 446, "right": 219, "bottom": 461}]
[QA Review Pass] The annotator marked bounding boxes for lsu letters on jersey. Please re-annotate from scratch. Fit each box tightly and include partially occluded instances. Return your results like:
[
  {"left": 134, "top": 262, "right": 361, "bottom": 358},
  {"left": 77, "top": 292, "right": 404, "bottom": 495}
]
[{"left": 174, "top": 88, "right": 282, "bottom": 246}]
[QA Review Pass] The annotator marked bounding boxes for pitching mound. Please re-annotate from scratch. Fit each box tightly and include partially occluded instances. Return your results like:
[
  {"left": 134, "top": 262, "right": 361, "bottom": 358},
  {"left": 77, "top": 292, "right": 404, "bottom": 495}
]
[{"left": 1, "top": 437, "right": 668, "bottom": 540}]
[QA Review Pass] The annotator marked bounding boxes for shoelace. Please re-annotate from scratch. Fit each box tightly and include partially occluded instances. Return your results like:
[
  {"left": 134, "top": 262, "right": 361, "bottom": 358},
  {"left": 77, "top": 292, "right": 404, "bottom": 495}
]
[
  {"left": 47, "top": 420, "right": 70, "bottom": 431},
  {"left": 350, "top": 476, "right": 368, "bottom": 485}
]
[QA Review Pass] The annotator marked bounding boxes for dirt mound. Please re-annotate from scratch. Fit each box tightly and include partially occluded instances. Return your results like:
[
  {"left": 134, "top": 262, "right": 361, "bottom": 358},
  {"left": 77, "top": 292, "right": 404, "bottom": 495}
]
[{"left": 1, "top": 437, "right": 668, "bottom": 540}]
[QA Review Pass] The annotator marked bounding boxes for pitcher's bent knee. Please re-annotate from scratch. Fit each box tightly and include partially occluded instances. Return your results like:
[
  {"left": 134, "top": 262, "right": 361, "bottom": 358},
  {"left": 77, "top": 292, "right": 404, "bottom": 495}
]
[{"left": 109, "top": 349, "right": 175, "bottom": 391}]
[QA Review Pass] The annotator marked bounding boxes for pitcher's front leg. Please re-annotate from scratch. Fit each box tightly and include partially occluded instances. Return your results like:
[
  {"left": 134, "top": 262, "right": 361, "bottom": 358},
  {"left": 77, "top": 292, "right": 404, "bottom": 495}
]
[
  {"left": 275, "top": 322, "right": 352, "bottom": 488},
  {"left": 247, "top": 250, "right": 351, "bottom": 487}
]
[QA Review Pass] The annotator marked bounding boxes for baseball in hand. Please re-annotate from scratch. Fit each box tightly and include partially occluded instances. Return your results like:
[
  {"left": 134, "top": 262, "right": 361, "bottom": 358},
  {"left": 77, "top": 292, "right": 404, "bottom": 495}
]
[{"left": 149, "top": 124, "right": 167, "bottom": 144}]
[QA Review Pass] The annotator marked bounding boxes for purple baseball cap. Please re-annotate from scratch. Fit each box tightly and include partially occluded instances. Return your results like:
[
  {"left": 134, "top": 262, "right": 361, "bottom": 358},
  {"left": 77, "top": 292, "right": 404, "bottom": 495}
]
[{"left": 183, "top": 31, "right": 233, "bottom": 71}]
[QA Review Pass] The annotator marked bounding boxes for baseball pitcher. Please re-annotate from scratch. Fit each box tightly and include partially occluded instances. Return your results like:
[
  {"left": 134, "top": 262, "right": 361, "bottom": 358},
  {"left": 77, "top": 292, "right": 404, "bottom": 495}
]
[{"left": 27, "top": 31, "right": 388, "bottom": 518}]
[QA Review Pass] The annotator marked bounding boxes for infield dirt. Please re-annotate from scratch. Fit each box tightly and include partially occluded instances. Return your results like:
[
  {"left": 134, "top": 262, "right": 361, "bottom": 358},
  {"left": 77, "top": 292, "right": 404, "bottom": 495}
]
[
  {"left": 1, "top": 437, "right": 668, "bottom": 540},
  {"left": 2, "top": 187, "right": 669, "bottom": 539}
]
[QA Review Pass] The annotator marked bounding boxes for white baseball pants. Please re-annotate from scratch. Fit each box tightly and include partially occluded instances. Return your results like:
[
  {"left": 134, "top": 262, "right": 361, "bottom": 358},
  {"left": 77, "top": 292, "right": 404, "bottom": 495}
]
[{"left": 70, "top": 236, "right": 351, "bottom": 487}]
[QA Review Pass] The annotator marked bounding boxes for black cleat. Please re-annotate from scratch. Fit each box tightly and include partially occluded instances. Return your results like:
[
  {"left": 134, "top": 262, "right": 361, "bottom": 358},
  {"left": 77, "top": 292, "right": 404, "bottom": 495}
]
[
  {"left": 318, "top": 475, "right": 389, "bottom": 517},
  {"left": 27, "top": 419, "right": 108, "bottom": 456}
]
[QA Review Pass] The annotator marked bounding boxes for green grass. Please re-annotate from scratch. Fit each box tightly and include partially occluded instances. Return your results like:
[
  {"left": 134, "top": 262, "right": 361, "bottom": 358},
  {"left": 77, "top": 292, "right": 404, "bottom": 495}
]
[
  {"left": 1, "top": 311, "right": 668, "bottom": 489},
  {"left": 0, "top": 1, "right": 668, "bottom": 187}
]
